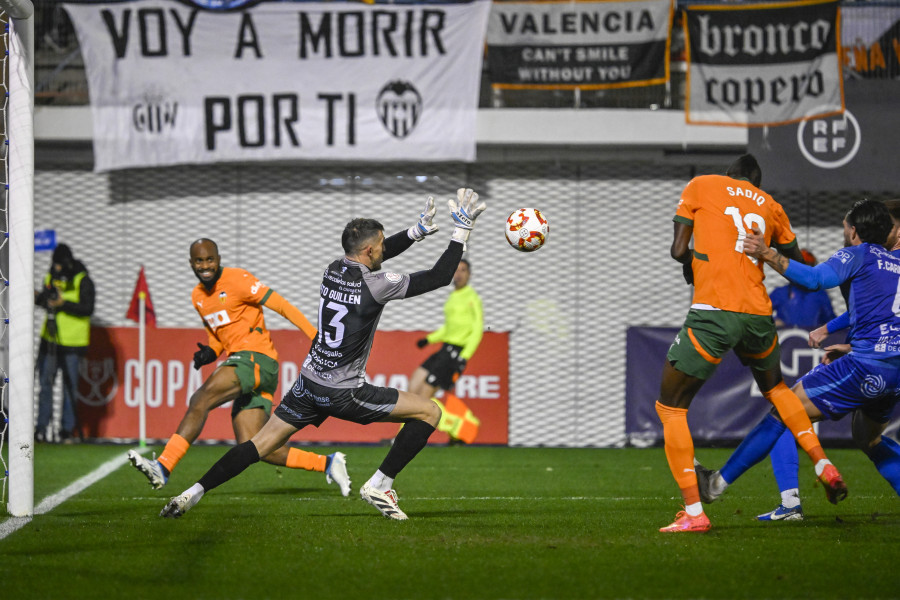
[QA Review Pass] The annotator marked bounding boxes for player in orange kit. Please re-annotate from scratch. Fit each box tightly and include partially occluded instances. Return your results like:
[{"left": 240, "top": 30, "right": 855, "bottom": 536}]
[
  {"left": 655, "top": 154, "right": 846, "bottom": 533},
  {"left": 128, "top": 238, "right": 351, "bottom": 496}
]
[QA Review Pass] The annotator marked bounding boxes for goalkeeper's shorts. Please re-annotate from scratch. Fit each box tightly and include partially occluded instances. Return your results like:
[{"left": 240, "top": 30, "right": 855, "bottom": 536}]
[{"left": 275, "top": 375, "right": 399, "bottom": 429}]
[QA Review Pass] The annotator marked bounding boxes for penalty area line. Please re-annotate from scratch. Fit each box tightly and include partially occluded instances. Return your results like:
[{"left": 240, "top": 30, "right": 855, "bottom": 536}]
[{"left": 0, "top": 446, "right": 150, "bottom": 541}]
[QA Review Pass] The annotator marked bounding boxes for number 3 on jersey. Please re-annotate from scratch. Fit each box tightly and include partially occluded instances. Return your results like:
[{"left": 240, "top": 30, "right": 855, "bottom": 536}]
[
  {"left": 725, "top": 206, "right": 766, "bottom": 263},
  {"left": 319, "top": 298, "right": 348, "bottom": 348}
]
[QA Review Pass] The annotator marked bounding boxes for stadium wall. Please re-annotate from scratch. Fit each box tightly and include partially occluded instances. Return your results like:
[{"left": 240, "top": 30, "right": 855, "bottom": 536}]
[{"left": 34, "top": 152, "right": 888, "bottom": 447}]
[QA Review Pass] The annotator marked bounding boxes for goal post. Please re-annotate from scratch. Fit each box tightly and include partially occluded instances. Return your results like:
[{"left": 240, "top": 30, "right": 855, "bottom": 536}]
[{"left": 1, "top": 0, "right": 34, "bottom": 518}]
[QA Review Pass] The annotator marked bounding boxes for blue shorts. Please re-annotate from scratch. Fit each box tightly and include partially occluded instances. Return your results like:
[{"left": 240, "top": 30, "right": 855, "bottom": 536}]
[{"left": 799, "top": 352, "right": 900, "bottom": 423}]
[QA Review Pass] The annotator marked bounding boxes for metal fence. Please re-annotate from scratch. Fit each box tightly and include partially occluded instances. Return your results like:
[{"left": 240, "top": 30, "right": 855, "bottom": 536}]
[{"left": 32, "top": 157, "right": 896, "bottom": 446}]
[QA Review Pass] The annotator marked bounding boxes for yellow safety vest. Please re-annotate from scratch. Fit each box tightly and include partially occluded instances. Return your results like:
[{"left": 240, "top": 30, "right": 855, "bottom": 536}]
[{"left": 40, "top": 271, "right": 90, "bottom": 347}]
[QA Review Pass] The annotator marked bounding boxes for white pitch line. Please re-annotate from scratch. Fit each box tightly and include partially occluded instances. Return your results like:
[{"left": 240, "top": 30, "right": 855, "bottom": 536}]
[
  {"left": 229, "top": 494, "right": 893, "bottom": 502},
  {"left": 0, "top": 447, "right": 150, "bottom": 541},
  {"left": 269, "top": 495, "right": 652, "bottom": 502}
]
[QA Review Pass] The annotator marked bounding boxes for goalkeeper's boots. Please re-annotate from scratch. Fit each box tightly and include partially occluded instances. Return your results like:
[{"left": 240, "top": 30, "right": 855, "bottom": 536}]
[
  {"left": 819, "top": 463, "right": 848, "bottom": 505},
  {"left": 757, "top": 504, "right": 804, "bottom": 521},
  {"left": 127, "top": 449, "right": 169, "bottom": 490},
  {"left": 160, "top": 490, "right": 201, "bottom": 518},
  {"left": 325, "top": 452, "right": 352, "bottom": 497},
  {"left": 693, "top": 459, "right": 721, "bottom": 504},
  {"left": 659, "top": 510, "right": 711, "bottom": 533},
  {"left": 360, "top": 483, "right": 408, "bottom": 520}
]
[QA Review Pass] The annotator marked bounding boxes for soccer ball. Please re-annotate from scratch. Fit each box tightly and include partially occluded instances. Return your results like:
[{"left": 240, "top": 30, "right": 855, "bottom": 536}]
[{"left": 505, "top": 208, "right": 549, "bottom": 252}]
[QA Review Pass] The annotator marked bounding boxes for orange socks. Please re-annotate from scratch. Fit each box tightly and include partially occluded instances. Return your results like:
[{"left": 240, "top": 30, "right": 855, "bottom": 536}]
[
  {"left": 655, "top": 401, "right": 701, "bottom": 506},
  {"left": 157, "top": 434, "right": 325, "bottom": 473},
  {"left": 286, "top": 448, "right": 327, "bottom": 472},
  {"left": 764, "top": 382, "right": 827, "bottom": 464},
  {"left": 157, "top": 433, "right": 190, "bottom": 474}
]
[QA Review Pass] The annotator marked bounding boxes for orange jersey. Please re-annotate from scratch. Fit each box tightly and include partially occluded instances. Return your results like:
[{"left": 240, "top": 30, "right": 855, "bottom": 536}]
[
  {"left": 191, "top": 267, "right": 279, "bottom": 360},
  {"left": 675, "top": 174, "right": 797, "bottom": 315}
]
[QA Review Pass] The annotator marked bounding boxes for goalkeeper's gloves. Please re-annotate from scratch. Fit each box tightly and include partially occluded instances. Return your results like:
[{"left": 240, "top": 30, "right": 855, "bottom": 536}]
[
  {"left": 416, "top": 338, "right": 429, "bottom": 349},
  {"left": 407, "top": 196, "right": 439, "bottom": 242},
  {"left": 449, "top": 188, "right": 486, "bottom": 244},
  {"left": 193, "top": 343, "right": 218, "bottom": 369}
]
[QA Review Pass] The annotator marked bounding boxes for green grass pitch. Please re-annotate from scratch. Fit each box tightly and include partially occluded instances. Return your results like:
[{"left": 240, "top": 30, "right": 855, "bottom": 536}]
[{"left": 1, "top": 443, "right": 898, "bottom": 599}]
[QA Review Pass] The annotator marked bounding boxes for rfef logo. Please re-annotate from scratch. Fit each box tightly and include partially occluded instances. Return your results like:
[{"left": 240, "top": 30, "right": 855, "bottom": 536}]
[{"left": 797, "top": 108, "right": 861, "bottom": 169}]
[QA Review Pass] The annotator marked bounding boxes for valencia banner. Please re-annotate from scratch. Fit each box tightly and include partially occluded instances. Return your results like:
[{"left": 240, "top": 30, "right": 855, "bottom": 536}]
[
  {"left": 684, "top": 0, "right": 843, "bottom": 126},
  {"left": 486, "top": 0, "right": 674, "bottom": 90},
  {"left": 63, "top": 0, "right": 491, "bottom": 171}
]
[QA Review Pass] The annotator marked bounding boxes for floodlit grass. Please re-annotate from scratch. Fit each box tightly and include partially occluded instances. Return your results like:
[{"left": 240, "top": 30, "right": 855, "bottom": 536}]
[{"left": 1, "top": 444, "right": 898, "bottom": 599}]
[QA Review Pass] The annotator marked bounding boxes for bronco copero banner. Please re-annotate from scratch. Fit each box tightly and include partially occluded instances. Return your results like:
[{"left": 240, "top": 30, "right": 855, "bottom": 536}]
[
  {"left": 486, "top": 0, "right": 673, "bottom": 89},
  {"left": 684, "top": 0, "right": 843, "bottom": 126},
  {"left": 64, "top": 0, "right": 491, "bottom": 171}
]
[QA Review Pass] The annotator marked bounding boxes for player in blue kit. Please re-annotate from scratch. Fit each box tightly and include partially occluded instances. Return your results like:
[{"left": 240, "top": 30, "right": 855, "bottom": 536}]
[
  {"left": 695, "top": 199, "right": 900, "bottom": 509},
  {"left": 750, "top": 199, "right": 900, "bottom": 521}
]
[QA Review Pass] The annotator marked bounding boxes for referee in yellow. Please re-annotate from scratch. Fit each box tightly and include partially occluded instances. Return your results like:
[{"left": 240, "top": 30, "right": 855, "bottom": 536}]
[{"left": 410, "top": 258, "right": 484, "bottom": 443}]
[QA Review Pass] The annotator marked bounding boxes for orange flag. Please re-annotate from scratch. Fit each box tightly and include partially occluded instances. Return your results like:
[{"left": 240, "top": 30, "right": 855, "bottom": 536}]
[{"left": 126, "top": 266, "right": 157, "bottom": 327}]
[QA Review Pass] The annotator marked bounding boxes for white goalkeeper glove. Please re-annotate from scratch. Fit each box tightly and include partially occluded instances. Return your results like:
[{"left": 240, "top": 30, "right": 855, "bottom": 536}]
[
  {"left": 407, "top": 196, "right": 439, "bottom": 242},
  {"left": 449, "top": 188, "right": 486, "bottom": 244}
]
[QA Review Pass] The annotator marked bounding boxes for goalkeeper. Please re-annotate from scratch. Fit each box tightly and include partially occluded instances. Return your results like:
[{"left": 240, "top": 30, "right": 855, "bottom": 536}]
[
  {"left": 410, "top": 258, "right": 483, "bottom": 443},
  {"left": 160, "top": 189, "right": 486, "bottom": 521}
]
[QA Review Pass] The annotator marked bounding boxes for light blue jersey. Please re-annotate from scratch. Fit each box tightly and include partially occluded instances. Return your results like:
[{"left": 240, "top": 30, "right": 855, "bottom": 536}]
[{"left": 786, "top": 243, "right": 900, "bottom": 358}]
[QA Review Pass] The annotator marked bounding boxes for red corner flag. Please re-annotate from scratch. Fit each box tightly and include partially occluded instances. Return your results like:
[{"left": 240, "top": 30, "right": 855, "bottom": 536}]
[{"left": 126, "top": 266, "right": 157, "bottom": 327}]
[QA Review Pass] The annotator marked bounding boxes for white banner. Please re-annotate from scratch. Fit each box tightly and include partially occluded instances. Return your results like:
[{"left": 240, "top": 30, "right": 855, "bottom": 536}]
[{"left": 64, "top": 0, "right": 491, "bottom": 171}]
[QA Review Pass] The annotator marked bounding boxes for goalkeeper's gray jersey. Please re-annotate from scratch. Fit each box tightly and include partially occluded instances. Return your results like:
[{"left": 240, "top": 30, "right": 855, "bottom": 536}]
[{"left": 301, "top": 257, "right": 410, "bottom": 389}]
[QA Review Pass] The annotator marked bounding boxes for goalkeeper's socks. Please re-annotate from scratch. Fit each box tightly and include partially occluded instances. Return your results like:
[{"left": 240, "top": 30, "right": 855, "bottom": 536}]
[
  {"left": 867, "top": 436, "right": 900, "bottom": 495},
  {"left": 377, "top": 419, "right": 435, "bottom": 480},
  {"left": 157, "top": 433, "right": 190, "bottom": 475},
  {"left": 720, "top": 413, "right": 786, "bottom": 485},
  {"left": 185, "top": 483, "right": 205, "bottom": 502},
  {"left": 770, "top": 429, "right": 800, "bottom": 493},
  {"left": 365, "top": 470, "right": 395, "bottom": 494},
  {"left": 197, "top": 440, "right": 260, "bottom": 492}
]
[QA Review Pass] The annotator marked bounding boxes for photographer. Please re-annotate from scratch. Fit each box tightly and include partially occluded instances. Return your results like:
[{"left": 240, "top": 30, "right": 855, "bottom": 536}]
[{"left": 34, "top": 244, "right": 95, "bottom": 443}]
